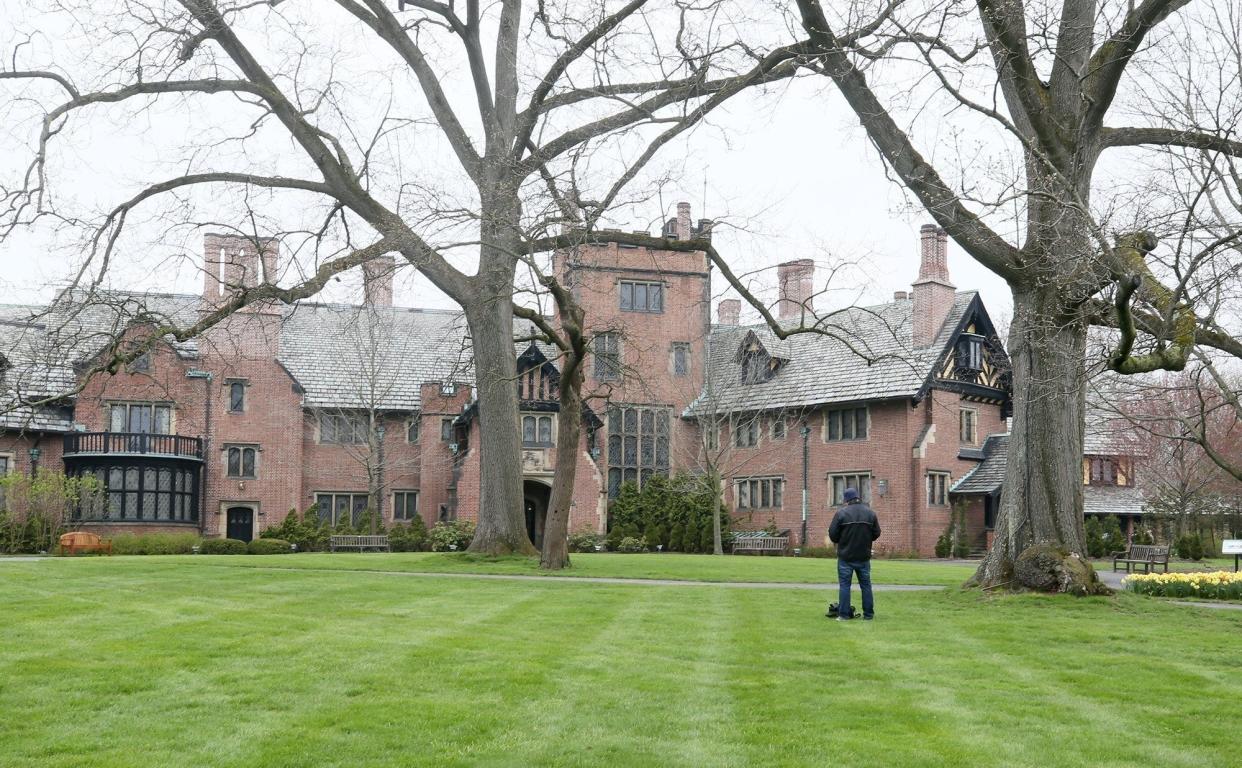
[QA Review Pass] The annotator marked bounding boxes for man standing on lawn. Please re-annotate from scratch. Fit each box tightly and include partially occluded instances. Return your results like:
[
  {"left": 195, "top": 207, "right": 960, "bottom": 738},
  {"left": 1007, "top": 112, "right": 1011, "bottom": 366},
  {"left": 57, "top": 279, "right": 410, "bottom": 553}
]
[{"left": 828, "top": 487, "right": 881, "bottom": 621}]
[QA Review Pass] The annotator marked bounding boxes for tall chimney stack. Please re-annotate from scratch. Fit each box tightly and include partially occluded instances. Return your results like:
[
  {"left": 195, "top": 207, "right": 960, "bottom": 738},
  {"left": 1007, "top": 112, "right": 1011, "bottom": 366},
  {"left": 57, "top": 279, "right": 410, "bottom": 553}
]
[
  {"left": 203, "top": 234, "right": 277, "bottom": 303},
  {"left": 912, "top": 224, "right": 956, "bottom": 346},
  {"left": 676, "top": 202, "right": 692, "bottom": 240},
  {"left": 362, "top": 254, "right": 396, "bottom": 307},
  {"left": 776, "top": 259, "right": 815, "bottom": 320},
  {"left": 717, "top": 299, "right": 741, "bottom": 326}
]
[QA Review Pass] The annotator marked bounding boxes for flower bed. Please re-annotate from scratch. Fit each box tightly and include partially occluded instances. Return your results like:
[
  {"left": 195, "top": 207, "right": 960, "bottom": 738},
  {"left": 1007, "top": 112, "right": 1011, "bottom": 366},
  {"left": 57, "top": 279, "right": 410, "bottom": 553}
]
[{"left": 1125, "top": 570, "right": 1242, "bottom": 600}]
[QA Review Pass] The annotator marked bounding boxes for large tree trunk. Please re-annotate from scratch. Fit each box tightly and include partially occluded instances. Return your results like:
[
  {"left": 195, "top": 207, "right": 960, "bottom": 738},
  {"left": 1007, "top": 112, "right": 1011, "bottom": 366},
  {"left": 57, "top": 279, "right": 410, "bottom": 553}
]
[
  {"left": 464, "top": 295, "right": 536, "bottom": 555},
  {"left": 540, "top": 361, "right": 583, "bottom": 570},
  {"left": 969, "top": 286, "right": 1105, "bottom": 593}
]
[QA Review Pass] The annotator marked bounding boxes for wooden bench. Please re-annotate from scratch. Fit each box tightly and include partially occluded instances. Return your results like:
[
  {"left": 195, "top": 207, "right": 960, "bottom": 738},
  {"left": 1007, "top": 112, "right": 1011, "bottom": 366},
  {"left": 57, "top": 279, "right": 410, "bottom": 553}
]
[
  {"left": 732, "top": 534, "right": 789, "bottom": 556},
  {"left": 58, "top": 531, "right": 112, "bottom": 556},
  {"left": 1112, "top": 543, "right": 1171, "bottom": 573},
  {"left": 329, "top": 534, "right": 390, "bottom": 553}
]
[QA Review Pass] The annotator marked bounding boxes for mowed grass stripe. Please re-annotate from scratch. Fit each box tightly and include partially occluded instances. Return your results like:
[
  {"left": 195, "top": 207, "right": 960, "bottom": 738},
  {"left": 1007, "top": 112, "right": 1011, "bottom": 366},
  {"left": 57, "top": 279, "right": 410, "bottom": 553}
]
[
  {"left": 2, "top": 558, "right": 1240, "bottom": 767},
  {"left": 134, "top": 552, "right": 975, "bottom": 587}
]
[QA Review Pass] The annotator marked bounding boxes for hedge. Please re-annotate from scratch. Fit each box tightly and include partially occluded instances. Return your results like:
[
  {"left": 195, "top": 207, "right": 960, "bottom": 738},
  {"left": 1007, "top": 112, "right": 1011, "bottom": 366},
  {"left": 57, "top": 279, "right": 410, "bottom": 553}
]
[
  {"left": 199, "top": 538, "right": 248, "bottom": 555},
  {"left": 247, "top": 538, "right": 293, "bottom": 555}
]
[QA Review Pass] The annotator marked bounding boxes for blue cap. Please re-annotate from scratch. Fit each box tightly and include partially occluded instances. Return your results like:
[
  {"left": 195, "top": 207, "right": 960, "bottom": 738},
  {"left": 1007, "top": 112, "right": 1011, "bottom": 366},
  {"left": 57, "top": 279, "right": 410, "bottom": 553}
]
[{"left": 843, "top": 487, "right": 860, "bottom": 502}]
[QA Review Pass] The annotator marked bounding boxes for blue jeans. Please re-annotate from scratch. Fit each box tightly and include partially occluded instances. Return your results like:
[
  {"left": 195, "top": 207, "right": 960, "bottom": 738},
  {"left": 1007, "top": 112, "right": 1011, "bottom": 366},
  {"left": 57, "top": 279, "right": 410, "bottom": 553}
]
[{"left": 837, "top": 559, "right": 874, "bottom": 619}]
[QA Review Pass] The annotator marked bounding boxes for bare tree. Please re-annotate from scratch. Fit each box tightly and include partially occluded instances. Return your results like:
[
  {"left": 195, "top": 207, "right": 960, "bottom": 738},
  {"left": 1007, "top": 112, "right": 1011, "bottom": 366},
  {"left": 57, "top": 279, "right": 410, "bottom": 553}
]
[
  {"left": 1, "top": 0, "right": 807, "bottom": 554},
  {"left": 1097, "top": 366, "right": 1242, "bottom": 548},
  {"left": 301, "top": 303, "right": 430, "bottom": 531},
  {"left": 710, "top": 0, "right": 1242, "bottom": 591}
]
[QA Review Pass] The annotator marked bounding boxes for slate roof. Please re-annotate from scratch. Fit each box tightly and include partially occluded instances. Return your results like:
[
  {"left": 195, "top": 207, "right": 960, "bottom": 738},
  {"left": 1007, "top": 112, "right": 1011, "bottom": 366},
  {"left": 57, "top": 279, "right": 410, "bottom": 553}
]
[
  {"left": 950, "top": 434, "right": 1009, "bottom": 494},
  {"left": 1083, "top": 485, "right": 1147, "bottom": 517},
  {"left": 0, "top": 304, "right": 77, "bottom": 432},
  {"left": 685, "top": 292, "right": 978, "bottom": 417},
  {"left": 279, "top": 303, "right": 471, "bottom": 410},
  {"left": 42, "top": 289, "right": 204, "bottom": 361}
]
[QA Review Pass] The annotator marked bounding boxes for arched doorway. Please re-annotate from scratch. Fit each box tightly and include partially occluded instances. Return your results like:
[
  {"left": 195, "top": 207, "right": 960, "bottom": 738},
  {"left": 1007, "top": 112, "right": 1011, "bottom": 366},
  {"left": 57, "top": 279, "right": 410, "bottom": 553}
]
[
  {"left": 523, "top": 480, "right": 551, "bottom": 549},
  {"left": 226, "top": 506, "right": 255, "bottom": 542}
]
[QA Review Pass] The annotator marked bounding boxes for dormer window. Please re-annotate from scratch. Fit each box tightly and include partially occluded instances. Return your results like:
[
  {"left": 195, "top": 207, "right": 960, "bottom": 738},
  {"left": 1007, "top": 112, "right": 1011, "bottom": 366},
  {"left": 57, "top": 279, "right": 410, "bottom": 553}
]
[
  {"left": 957, "top": 334, "right": 984, "bottom": 371},
  {"left": 741, "top": 348, "right": 771, "bottom": 384},
  {"left": 1084, "top": 456, "right": 1133, "bottom": 486},
  {"left": 736, "top": 332, "right": 784, "bottom": 385}
]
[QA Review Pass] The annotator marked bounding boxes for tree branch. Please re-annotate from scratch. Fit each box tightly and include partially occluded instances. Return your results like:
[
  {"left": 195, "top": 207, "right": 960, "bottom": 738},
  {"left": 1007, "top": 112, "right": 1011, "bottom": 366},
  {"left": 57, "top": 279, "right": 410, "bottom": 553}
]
[
  {"left": 1100, "top": 126, "right": 1242, "bottom": 157},
  {"left": 1083, "top": 0, "right": 1193, "bottom": 132},
  {"left": 796, "top": 0, "right": 1023, "bottom": 281}
]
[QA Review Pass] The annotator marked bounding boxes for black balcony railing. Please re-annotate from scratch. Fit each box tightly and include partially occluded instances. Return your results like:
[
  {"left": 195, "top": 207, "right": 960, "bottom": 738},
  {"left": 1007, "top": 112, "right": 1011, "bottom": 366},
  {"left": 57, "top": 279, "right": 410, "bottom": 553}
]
[{"left": 63, "top": 432, "right": 205, "bottom": 460}]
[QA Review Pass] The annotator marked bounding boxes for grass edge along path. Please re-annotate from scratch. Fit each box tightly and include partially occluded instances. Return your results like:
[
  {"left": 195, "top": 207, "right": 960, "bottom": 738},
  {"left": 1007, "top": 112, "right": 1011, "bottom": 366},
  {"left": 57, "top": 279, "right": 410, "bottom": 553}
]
[{"left": 131, "top": 552, "right": 977, "bottom": 587}]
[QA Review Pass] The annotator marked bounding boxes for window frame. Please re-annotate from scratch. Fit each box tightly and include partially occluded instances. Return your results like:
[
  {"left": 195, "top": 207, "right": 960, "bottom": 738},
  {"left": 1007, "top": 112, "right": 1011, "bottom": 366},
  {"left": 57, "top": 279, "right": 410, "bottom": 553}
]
[
  {"left": 927, "top": 471, "right": 950, "bottom": 506},
  {"left": 606, "top": 405, "right": 671, "bottom": 498},
  {"left": 733, "top": 416, "right": 761, "bottom": 448},
  {"left": 521, "top": 413, "right": 556, "bottom": 447},
  {"left": 824, "top": 406, "right": 869, "bottom": 442},
  {"left": 441, "top": 418, "right": 455, "bottom": 443},
  {"left": 959, "top": 407, "right": 978, "bottom": 445},
  {"left": 771, "top": 417, "right": 787, "bottom": 441},
  {"left": 226, "top": 379, "right": 247, "bottom": 413},
  {"left": 392, "top": 490, "right": 419, "bottom": 521},
  {"left": 593, "top": 332, "right": 622, "bottom": 381},
  {"left": 407, "top": 418, "right": 420, "bottom": 444},
  {"left": 735, "top": 476, "right": 785, "bottom": 510},
  {"left": 318, "top": 412, "right": 368, "bottom": 444},
  {"left": 829, "top": 472, "right": 872, "bottom": 505},
  {"left": 958, "top": 335, "right": 985, "bottom": 371},
  {"left": 224, "top": 444, "right": 259, "bottom": 480},
  {"left": 313, "top": 492, "right": 370, "bottom": 526},
  {"left": 1084, "top": 456, "right": 1132, "bottom": 487},
  {"left": 70, "top": 463, "right": 198, "bottom": 523},
  {"left": 703, "top": 422, "right": 719, "bottom": 452},
  {"left": 618, "top": 279, "right": 665, "bottom": 313},
  {"left": 671, "top": 341, "right": 690, "bottom": 376},
  {"left": 0, "top": 453, "right": 12, "bottom": 511},
  {"left": 106, "top": 401, "right": 174, "bottom": 435}
]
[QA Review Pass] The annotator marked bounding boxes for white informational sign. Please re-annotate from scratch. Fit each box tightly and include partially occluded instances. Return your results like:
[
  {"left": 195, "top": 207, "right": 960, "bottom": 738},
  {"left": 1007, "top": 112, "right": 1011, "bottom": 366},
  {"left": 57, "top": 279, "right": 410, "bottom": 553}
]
[{"left": 1223, "top": 540, "right": 1242, "bottom": 555}]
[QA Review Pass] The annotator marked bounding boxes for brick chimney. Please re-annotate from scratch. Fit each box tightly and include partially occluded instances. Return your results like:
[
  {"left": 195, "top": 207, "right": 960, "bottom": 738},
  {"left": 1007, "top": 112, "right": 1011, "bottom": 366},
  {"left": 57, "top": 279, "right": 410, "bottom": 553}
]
[
  {"left": 203, "top": 233, "right": 278, "bottom": 302},
  {"left": 695, "top": 218, "right": 713, "bottom": 241},
  {"left": 362, "top": 254, "right": 396, "bottom": 307},
  {"left": 776, "top": 258, "right": 815, "bottom": 320},
  {"left": 912, "top": 224, "right": 956, "bottom": 346},
  {"left": 717, "top": 299, "right": 741, "bottom": 325},
  {"left": 676, "top": 202, "right": 692, "bottom": 240}
]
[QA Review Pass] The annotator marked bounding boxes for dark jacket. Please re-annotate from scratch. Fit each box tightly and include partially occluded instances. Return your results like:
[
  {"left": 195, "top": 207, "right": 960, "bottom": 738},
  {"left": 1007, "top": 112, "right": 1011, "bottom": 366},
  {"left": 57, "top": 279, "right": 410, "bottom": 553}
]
[{"left": 828, "top": 502, "right": 881, "bottom": 561}]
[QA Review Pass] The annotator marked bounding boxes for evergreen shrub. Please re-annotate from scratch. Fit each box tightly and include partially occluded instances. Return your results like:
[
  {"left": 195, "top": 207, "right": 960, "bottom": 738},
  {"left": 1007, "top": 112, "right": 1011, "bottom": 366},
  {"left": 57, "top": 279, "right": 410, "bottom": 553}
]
[
  {"left": 199, "top": 538, "right": 248, "bottom": 555},
  {"left": 247, "top": 538, "right": 293, "bottom": 555}
]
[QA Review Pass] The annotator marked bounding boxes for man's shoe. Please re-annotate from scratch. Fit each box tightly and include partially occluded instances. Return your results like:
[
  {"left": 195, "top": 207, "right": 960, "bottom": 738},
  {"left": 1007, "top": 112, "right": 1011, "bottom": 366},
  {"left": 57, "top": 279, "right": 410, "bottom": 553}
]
[
  {"left": 836, "top": 615, "right": 852, "bottom": 621},
  {"left": 863, "top": 615, "right": 874, "bottom": 621}
]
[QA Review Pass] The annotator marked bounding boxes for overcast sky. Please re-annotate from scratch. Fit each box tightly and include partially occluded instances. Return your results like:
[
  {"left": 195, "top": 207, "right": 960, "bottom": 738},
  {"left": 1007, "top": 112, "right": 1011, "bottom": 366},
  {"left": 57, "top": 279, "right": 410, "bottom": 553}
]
[{"left": 0, "top": 2, "right": 1015, "bottom": 328}]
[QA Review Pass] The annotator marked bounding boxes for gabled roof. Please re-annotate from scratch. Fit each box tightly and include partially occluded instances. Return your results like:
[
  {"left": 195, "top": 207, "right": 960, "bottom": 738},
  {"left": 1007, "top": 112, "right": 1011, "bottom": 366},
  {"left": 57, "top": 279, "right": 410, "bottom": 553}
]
[
  {"left": 278, "top": 303, "right": 471, "bottom": 411},
  {"left": 950, "top": 434, "right": 1009, "bottom": 494},
  {"left": 685, "top": 291, "right": 980, "bottom": 417}
]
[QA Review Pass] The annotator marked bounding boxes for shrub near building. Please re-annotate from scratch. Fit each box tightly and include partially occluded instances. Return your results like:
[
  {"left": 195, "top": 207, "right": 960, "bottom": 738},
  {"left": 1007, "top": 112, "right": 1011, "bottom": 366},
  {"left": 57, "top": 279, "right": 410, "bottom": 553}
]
[{"left": 606, "top": 475, "right": 729, "bottom": 552}]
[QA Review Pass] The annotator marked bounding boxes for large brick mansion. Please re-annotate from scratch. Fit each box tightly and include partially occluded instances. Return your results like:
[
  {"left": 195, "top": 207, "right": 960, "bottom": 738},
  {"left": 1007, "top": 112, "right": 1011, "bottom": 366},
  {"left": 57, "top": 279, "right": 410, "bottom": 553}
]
[{"left": 1, "top": 207, "right": 1019, "bottom": 554}]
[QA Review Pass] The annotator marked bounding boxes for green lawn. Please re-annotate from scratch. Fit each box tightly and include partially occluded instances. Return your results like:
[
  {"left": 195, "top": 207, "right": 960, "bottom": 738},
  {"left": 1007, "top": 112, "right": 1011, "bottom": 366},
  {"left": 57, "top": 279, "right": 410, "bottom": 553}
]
[
  {"left": 2, "top": 557, "right": 1239, "bottom": 767},
  {"left": 149, "top": 551, "right": 977, "bottom": 587}
]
